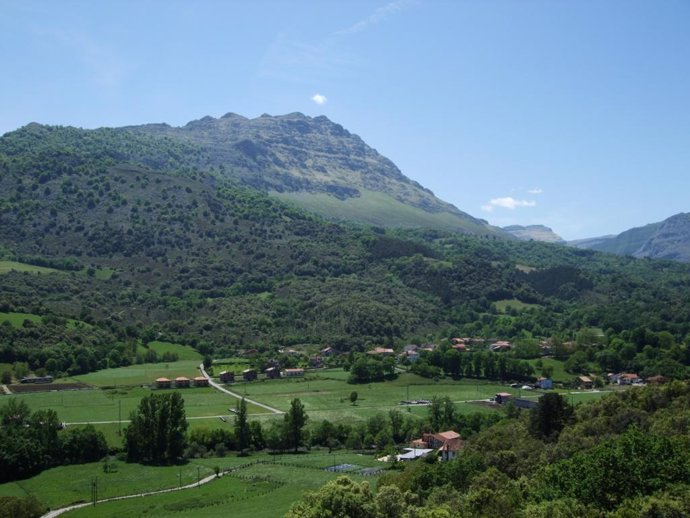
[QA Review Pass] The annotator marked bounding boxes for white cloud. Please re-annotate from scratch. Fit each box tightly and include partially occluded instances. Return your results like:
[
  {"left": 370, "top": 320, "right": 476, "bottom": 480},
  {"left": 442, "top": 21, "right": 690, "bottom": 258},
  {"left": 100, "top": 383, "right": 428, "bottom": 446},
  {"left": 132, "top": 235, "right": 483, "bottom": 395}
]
[
  {"left": 311, "top": 93, "right": 328, "bottom": 105},
  {"left": 334, "top": 0, "right": 417, "bottom": 37},
  {"left": 527, "top": 188, "right": 543, "bottom": 194},
  {"left": 481, "top": 197, "right": 537, "bottom": 212}
]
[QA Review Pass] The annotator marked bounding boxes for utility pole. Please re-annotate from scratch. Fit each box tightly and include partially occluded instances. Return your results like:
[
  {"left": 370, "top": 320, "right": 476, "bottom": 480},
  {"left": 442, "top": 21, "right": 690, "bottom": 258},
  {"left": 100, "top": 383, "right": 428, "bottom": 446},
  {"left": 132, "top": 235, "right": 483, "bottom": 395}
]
[
  {"left": 118, "top": 399, "right": 122, "bottom": 436},
  {"left": 197, "top": 466, "right": 201, "bottom": 487}
]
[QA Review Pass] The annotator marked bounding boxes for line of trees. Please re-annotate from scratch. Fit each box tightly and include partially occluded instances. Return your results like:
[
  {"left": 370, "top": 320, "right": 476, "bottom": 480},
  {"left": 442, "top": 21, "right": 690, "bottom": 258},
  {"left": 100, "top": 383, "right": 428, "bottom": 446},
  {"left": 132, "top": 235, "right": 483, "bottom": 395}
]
[{"left": 0, "top": 399, "right": 108, "bottom": 483}]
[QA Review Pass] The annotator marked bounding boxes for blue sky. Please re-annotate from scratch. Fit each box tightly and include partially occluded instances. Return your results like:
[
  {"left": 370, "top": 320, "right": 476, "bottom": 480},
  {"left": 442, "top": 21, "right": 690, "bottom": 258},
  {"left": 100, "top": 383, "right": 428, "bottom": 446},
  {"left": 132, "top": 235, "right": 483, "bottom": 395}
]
[{"left": 1, "top": 0, "right": 689, "bottom": 240}]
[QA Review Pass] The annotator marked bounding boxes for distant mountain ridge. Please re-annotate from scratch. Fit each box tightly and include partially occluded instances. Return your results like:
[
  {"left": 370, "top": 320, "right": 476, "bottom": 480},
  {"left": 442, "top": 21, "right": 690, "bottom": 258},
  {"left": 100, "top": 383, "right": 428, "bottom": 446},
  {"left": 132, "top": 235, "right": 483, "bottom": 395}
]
[
  {"left": 126, "top": 112, "right": 502, "bottom": 236},
  {"left": 569, "top": 213, "right": 690, "bottom": 262},
  {"left": 502, "top": 224, "right": 564, "bottom": 243}
]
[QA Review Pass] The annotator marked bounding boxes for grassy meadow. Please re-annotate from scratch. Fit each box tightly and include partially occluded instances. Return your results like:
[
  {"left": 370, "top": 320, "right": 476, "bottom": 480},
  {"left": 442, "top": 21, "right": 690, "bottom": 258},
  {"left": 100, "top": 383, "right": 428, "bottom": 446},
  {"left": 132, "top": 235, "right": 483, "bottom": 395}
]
[
  {"left": 0, "top": 451, "right": 383, "bottom": 517},
  {"left": 0, "top": 260, "right": 58, "bottom": 274}
]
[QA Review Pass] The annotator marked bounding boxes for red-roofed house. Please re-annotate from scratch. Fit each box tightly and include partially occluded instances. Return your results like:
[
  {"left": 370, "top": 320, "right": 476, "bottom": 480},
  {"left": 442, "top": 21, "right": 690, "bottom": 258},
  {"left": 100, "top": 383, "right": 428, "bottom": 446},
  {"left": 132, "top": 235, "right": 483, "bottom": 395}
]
[
  {"left": 155, "top": 377, "right": 172, "bottom": 389},
  {"left": 410, "top": 430, "right": 464, "bottom": 462},
  {"left": 175, "top": 376, "right": 190, "bottom": 388}
]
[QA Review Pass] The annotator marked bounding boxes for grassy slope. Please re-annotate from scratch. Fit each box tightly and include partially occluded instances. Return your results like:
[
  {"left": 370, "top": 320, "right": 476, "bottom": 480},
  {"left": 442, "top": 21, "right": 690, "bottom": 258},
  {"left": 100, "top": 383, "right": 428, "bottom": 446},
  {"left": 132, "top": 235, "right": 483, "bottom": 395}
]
[
  {"left": 147, "top": 341, "right": 203, "bottom": 361},
  {"left": 271, "top": 189, "right": 493, "bottom": 235},
  {"left": 0, "top": 260, "right": 57, "bottom": 274}
]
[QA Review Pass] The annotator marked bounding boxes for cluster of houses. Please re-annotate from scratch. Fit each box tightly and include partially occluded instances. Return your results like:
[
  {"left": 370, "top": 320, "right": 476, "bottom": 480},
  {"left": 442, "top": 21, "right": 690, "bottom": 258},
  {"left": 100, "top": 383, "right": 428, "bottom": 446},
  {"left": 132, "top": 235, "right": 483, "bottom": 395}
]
[
  {"left": 217, "top": 367, "right": 305, "bottom": 384},
  {"left": 155, "top": 376, "right": 209, "bottom": 389}
]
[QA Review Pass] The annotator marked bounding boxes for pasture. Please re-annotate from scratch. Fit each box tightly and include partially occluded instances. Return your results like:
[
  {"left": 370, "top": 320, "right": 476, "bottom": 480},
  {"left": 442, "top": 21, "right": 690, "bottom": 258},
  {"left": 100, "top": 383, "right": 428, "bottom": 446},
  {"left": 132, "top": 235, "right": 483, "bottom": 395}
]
[
  {"left": 147, "top": 341, "right": 203, "bottom": 361},
  {"left": 0, "top": 386, "right": 267, "bottom": 424},
  {"left": 235, "top": 370, "right": 521, "bottom": 421},
  {"left": 0, "top": 311, "right": 90, "bottom": 330},
  {"left": 25, "top": 452, "right": 384, "bottom": 518},
  {"left": 0, "top": 260, "right": 57, "bottom": 274},
  {"left": 69, "top": 360, "right": 203, "bottom": 387}
]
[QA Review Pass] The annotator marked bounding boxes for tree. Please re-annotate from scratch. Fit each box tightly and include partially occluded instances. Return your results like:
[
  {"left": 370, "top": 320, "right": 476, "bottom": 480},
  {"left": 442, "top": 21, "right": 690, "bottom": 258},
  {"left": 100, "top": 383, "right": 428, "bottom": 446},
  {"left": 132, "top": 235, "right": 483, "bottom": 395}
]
[
  {"left": 529, "top": 393, "right": 572, "bottom": 442},
  {"left": 124, "top": 392, "right": 187, "bottom": 464},
  {"left": 234, "top": 397, "right": 250, "bottom": 454},
  {"left": 350, "top": 391, "right": 358, "bottom": 405},
  {"left": 285, "top": 398, "right": 308, "bottom": 453},
  {"left": 429, "top": 396, "right": 456, "bottom": 431},
  {"left": 286, "top": 476, "right": 378, "bottom": 518},
  {"left": 1, "top": 370, "right": 11, "bottom": 385}
]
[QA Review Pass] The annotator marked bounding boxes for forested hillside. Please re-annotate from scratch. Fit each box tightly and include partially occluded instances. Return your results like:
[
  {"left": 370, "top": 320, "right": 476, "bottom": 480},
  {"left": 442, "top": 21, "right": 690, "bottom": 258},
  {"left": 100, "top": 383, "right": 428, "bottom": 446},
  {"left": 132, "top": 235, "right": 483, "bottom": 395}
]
[
  {"left": 2, "top": 122, "right": 690, "bottom": 380},
  {"left": 288, "top": 382, "right": 690, "bottom": 517}
]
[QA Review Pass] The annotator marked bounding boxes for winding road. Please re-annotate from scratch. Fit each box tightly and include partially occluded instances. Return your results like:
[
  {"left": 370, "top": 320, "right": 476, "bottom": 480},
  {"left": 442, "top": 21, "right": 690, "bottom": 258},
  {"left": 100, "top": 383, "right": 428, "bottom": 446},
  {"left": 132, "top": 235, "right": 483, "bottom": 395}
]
[
  {"left": 41, "top": 472, "right": 220, "bottom": 518},
  {"left": 199, "top": 363, "right": 284, "bottom": 414}
]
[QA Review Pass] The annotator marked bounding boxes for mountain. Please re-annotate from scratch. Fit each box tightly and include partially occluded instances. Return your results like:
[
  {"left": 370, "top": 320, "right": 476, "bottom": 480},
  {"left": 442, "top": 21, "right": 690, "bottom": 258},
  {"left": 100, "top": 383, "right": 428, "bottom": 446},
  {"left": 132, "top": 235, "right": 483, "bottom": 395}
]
[
  {"left": 125, "top": 112, "right": 501, "bottom": 236},
  {"left": 502, "top": 224, "right": 564, "bottom": 243},
  {"left": 2, "top": 115, "right": 690, "bottom": 380},
  {"left": 569, "top": 213, "right": 690, "bottom": 262}
]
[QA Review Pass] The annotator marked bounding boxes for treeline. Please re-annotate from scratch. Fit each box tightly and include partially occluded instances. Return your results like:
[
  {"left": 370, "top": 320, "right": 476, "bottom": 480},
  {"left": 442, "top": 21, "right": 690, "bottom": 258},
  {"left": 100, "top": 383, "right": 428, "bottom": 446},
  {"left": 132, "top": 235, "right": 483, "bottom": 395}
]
[
  {"left": 411, "top": 347, "right": 535, "bottom": 381},
  {"left": 0, "top": 400, "right": 108, "bottom": 483}
]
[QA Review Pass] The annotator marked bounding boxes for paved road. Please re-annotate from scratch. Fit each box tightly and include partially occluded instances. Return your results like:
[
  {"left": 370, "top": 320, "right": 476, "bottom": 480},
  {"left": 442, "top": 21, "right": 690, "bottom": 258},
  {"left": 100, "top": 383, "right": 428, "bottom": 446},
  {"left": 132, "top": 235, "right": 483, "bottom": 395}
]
[
  {"left": 41, "top": 472, "right": 220, "bottom": 518},
  {"left": 199, "top": 363, "right": 284, "bottom": 414}
]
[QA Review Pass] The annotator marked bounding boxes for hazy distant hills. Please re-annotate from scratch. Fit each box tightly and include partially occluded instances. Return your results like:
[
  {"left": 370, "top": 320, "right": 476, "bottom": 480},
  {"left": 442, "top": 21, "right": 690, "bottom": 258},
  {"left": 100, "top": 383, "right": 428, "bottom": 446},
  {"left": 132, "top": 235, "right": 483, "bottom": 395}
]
[
  {"left": 502, "top": 225, "right": 564, "bottom": 243},
  {"left": 569, "top": 213, "right": 690, "bottom": 262},
  {"left": 127, "top": 113, "right": 501, "bottom": 236}
]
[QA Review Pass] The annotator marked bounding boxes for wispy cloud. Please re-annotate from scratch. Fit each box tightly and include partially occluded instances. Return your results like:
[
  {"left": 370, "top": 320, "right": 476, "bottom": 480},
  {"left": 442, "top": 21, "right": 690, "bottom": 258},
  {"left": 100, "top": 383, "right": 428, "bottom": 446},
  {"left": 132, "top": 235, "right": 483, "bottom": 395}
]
[
  {"left": 481, "top": 197, "right": 537, "bottom": 213},
  {"left": 37, "top": 28, "right": 131, "bottom": 89},
  {"left": 311, "top": 93, "right": 328, "bottom": 105},
  {"left": 333, "top": 0, "right": 418, "bottom": 37},
  {"left": 259, "top": 1, "right": 416, "bottom": 81},
  {"left": 527, "top": 188, "right": 543, "bottom": 195}
]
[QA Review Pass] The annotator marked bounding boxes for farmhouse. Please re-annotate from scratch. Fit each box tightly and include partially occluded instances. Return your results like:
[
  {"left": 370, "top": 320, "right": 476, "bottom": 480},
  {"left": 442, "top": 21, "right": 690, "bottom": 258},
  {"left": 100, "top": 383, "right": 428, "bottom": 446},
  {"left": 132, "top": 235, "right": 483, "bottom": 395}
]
[
  {"left": 175, "top": 376, "right": 191, "bottom": 388},
  {"left": 577, "top": 376, "right": 593, "bottom": 389},
  {"left": 283, "top": 368, "right": 305, "bottom": 378},
  {"left": 409, "top": 430, "right": 464, "bottom": 462},
  {"left": 155, "top": 377, "right": 172, "bottom": 389},
  {"left": 495, "top": 392, "right": 512, "bottom": 404},
  {"left": 536, "top": 377, "right": 553, "bottom": 390},
  {"left": 243, "top": 369, "right": 257, "bottom": 382},
  {"left": 617, "top": 373, "right": 641, "bottom": 385},
  {"left": 321, "top": 346, "right": 336, "bottom": 356},
  {"left": 194, "top": 376, "right": 209, "bottom": 387},
  {"left": 265, "top": 367, "right": 281, "bottom": 379},
  {"left": 219, "top": 371, "right": 234, "bottom": 383},
  {"left": 490, "top": 341, "right": 512, "bottom": 352}
]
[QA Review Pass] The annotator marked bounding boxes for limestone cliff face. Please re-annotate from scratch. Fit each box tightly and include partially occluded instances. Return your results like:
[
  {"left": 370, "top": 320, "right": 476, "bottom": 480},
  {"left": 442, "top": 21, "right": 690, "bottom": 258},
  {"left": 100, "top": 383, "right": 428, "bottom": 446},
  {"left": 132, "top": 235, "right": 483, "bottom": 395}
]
[
  {"left": 502, "top": 225, "right": 564, "bottom": 243},
  {"left": 129, "top": 112, "right": 502, "bottom": 235}
]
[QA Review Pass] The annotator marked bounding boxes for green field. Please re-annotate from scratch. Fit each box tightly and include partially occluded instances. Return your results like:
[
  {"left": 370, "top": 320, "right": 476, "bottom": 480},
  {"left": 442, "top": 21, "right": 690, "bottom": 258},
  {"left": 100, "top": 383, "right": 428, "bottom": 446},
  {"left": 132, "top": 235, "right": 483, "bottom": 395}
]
[
  {"left": 0, "top": 260, "right": 58, "bottom": 274},
  {"left": 234, "top": 370, "right": 521, "bottom": 422},
  {"left": 148, "top": 341, "right": 203, "bottom": 361},
  {"left": 0, "top": 311, "right": 90, "bottom": 330},
  {"left": 0, "top": 386, "right": 267, "bottom": 423},
  {"left": 70, "top": 360, "right": 202, "bottom": 387},
  {"left": 0, "top": 451, "right": 383, "bottom": 517},
  {"left": 0, "top": 459, "right": 215, "bottom": 509},
  {"left": 271, "top": 189, "right": 492, "bottom": 234}
]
